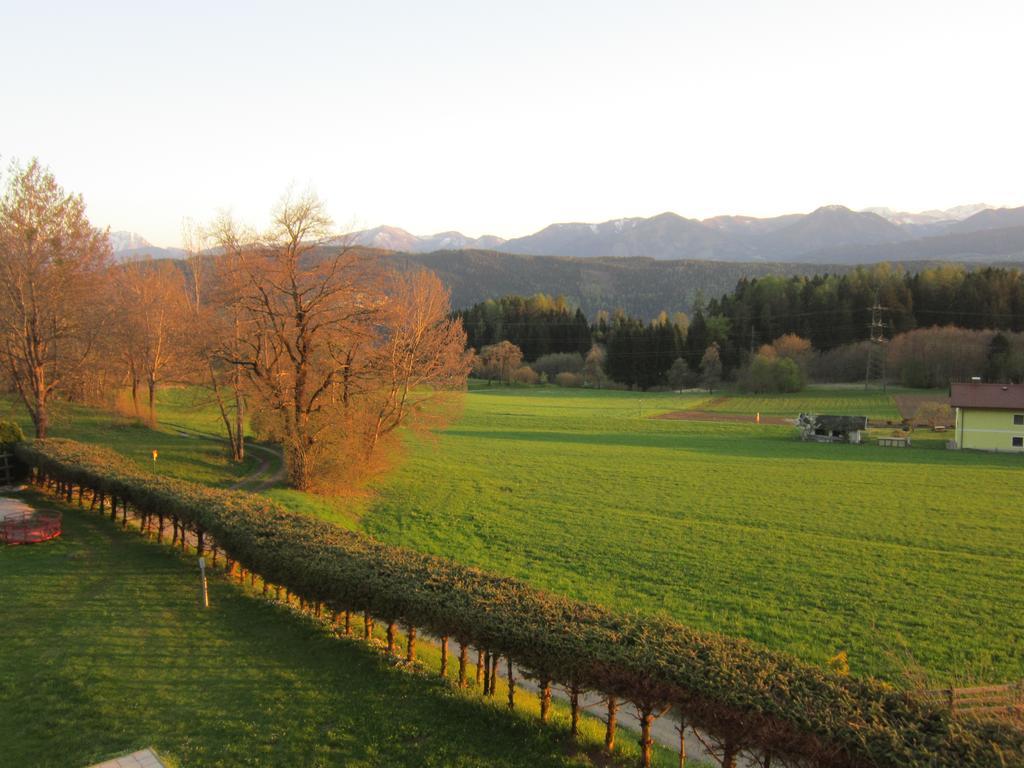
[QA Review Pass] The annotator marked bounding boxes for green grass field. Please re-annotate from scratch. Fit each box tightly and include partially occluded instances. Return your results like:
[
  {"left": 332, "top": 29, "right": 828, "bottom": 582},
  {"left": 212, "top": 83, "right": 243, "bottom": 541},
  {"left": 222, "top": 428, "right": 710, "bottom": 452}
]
[
  {"left": 694, "top": 387, "right": 906, "bottom": 420},
  {"left": 1, "top": 493, "right": 679, "bottom": 768},
  {"left": 5, "top": 384, "right": 1022, "bottom": 688},
  {"left": 360, "top": 386, "right": 1024, "bottom": 685},
  {"left": 0, "top": 389, "right": 264, "bottom": 487}
]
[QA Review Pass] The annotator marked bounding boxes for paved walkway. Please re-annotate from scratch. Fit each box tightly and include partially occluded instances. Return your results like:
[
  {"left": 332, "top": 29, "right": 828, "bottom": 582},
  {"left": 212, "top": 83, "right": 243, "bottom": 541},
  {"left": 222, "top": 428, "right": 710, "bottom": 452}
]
[
  {"left": 88, "top": 748, "right": 165, "bottom": 768},
  {"left": 0, "top": 488, "right": 32, "bottom": 521}
]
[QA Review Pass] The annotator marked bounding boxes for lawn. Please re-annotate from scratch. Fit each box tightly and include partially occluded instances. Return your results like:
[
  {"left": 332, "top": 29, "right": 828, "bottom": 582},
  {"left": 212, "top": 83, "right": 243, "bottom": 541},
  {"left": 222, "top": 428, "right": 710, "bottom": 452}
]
[
  {"left": 0, "top": 494, "right": 677, "bottom": 768},
  {"left": 360, "top": 386, "right": 1024, "bottom": 685},
  {"left": 6, "top": 385, "right": 1022, "bottom": 687},
  {"left": 0, "top": 390, "right": 264, "bottom": 487}
]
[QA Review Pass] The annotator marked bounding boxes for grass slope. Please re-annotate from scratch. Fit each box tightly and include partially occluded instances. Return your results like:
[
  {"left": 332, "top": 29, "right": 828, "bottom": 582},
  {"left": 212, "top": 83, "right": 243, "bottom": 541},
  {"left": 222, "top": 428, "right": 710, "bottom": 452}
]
[
  {"left": 361, "top": 386, "right": 1024, "bottom": 684},
  {"left": 0, "top": 389, "right": 262, "bottom": 487},
  {"left": 0, "top": 495, "right": 668, "bottom": 767}
]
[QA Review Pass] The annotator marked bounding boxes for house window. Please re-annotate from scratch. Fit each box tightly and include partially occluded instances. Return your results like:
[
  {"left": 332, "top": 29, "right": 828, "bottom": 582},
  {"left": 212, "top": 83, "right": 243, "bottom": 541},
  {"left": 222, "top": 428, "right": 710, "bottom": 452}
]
[
  {"left": 1014, "top": 437, "right": 1024, "bottom": 448},
  {"left": 1014, "top": 414, "right": 1024, "bottom": 426}
]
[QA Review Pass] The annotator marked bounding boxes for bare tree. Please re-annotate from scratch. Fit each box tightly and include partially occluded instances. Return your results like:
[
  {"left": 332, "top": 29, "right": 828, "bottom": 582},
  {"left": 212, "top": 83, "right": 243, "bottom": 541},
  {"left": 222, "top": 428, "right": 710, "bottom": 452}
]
[
  {"left": 0, "top": 159, "right": 111, "bottom": 437},
  {"left": 474, "top": 340, "right": 523, "bottom": 384},
  {"left": 198, "top": 214, "right": 251, "bottom": 461},
  {"left": 362, "top": 269, "right": 471, "bottom": 457},
  {"left": 111, "top": 259, "right": 190, "bottom": 425},
  {"left": 230, "top": 190, "right": 382, "bottom": 489}
]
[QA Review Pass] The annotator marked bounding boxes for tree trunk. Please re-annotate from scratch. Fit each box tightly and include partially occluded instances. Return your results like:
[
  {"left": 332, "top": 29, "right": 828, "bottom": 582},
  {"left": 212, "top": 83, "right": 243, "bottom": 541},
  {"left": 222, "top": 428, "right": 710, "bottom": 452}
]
[
  {"left": 130, "top": 377, "right": 140, "bottom": 418},
  {"left": 678, "top": 721, "right": 686, "bottom": 768},
  {"left": 440, "top": 636, "right": 448, "bottom": 677},
  {"left": 364, "top": 613, "right": 374, "bottom": 640},
  {"left": 233, "top": 363, "right": 245, "bottom": 461},
  {"left": 482, "top": 651, "right": 491, "bottom": 695},
  {"left": 406, "top": 626, "right": 417, "bottom": 662},
  {"left": 570, "top": 685, "right": 580, "bottom": 736},
  {"left": 540, "top": 678, "right": 551, "bottom": 723},
  {"left": 475, "top": 649, "right": 484, "bottom": 686},
  {"left": 605, "top": 697, "right": 618, "bottom": 752},
  {"left": 721, "top": 742, "right": 737, "bottom": 768},
  {"left": 506, "top": 658, "right": 515, "bottom": 709},
  {"left": 33, "top": 392, "right": 49, "bottom": 439},
  {"left": 147, "top": 380, "right": 157, "bottom": 426},
  {"left": 639, "top": 707, "right": 653, "bottom": 768},
  {"left": 458, "top": 643, "right": 468, "bottom": 688},
  {"left": 386, "top": 622, "right": 396, "bottom": 655},
  {"left": 286, "top": 440, "right": 313, "bottom": 490},
  {"left": 489, "top": 654, "right": 499, "bottom": 697},
  {"left": 344, "top": 610, "right": 351, "bottom": 635}
]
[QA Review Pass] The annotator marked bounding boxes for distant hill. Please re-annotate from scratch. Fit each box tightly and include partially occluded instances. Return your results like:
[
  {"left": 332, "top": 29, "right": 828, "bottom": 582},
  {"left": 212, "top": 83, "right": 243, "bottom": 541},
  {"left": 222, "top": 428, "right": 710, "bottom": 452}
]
[
  {"left": 343, "top": 205, "right": 1024, "bottom": 264},
  {"left": 789, "top": 224, "right": 1024, "bottom": 264},
  {"left": 108, "top": 230, "right": 152, "bottom": 252},
  {"left": 346, "top": 225, "right": 505, "bottom": 253},
  {"left": 380, "top": 248, "right": 1013, "bottom": 317},
  {"left": 949, "top": 206, "right": 1024, "bottom": 234},
  {"left": 113, "top": 245, "right": 188, "bottom": 261}
]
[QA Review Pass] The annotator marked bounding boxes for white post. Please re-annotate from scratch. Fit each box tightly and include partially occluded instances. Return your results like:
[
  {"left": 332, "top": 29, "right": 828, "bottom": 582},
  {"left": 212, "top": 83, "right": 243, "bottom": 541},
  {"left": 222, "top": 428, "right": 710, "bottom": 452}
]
[{"left": 198, "top": 557, "right": 209, "bottom": 608}]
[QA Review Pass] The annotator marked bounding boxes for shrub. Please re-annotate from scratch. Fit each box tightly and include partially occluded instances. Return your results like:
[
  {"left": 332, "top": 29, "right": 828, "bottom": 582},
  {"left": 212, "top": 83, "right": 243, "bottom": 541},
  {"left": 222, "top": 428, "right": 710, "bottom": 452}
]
[
  {"left": 510, "top": 366, "right": 539, "bottom": 385},
  {"left": 738, "top": 355, "right": 805, "bottom": 393},
  {"left": 553, "top": 372, "right": 582, "bottom": 388},
  {"left": 532, "top": 353, "right": 584, "bottom": 378},
  {"left": 0, "top": 420, "right": 25, "bottom": 445}
]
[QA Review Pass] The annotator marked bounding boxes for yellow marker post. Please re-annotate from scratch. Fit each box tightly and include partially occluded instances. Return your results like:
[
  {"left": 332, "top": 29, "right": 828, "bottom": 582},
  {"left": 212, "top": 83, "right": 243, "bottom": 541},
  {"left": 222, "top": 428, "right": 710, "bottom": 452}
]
[
  {"left": 755, "top": 412, "right": 761, "bottom": 424},
  {"left": 152, "top": 449, "right": 158, "bottom": 471}
]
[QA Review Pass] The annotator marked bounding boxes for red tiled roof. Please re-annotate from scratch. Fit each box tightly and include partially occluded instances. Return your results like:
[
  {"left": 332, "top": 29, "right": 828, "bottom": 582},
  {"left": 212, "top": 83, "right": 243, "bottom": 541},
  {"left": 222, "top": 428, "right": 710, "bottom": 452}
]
[{"left": 949, "top": 382, "right": 1024, "bottom": 409}]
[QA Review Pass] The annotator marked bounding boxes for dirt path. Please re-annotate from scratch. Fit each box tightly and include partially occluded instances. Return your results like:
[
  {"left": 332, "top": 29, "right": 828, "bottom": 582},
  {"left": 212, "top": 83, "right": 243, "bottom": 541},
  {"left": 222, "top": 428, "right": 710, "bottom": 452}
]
[
  {"left": 230, "top": 441, "right": 286, "bottom": 491},
  {"left": 512, "top": 671, "right": 756, "bottom": 766},
  {"left": 162, "top": 422, "right": 285, "bottom": 491}
]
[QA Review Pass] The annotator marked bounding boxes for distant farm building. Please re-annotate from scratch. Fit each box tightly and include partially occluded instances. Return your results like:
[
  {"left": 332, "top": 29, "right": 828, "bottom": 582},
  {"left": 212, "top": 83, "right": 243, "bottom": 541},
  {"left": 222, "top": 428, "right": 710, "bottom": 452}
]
[
  {"left": 797, "top": 414, "right": 868, "bottom": 443},
  {"left": 950, "top": 382, "right": 1024, "bottom": 452}
]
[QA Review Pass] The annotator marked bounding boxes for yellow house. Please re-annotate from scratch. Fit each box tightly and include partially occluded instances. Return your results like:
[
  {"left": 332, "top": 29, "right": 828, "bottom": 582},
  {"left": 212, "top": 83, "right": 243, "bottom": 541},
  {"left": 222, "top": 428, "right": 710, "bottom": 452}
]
[{"left": 950, "top": 382, "right": 1024, "bottom": 452}]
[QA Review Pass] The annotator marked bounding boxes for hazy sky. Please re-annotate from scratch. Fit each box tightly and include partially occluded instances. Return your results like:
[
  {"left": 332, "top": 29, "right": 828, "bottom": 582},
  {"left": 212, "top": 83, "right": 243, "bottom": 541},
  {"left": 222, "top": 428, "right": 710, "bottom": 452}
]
[{"left": 3, "top": 0, "right": 1022, "bottom": 246}]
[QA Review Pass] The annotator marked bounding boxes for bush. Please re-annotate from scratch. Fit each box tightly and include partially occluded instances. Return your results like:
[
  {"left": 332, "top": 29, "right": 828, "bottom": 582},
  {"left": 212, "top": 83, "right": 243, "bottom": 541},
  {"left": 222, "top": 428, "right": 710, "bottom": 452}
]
[
  {"left": 17, "top": 437, "right": 1023, "bottom": 768},
  {"left": 510, "top": 366, "right": 539, "bottom": 385},
  {"left": 553, "top": 372, "right": 582, "bottom": 388},
  {"left": 0, "top": 420, "right": 25, "bottom": 445},
  {"left": 532, "top": 353, "right": 584, "bottom": 378},
  {"left": 738, "top": 355, "right": 805, "bottom": 393}
]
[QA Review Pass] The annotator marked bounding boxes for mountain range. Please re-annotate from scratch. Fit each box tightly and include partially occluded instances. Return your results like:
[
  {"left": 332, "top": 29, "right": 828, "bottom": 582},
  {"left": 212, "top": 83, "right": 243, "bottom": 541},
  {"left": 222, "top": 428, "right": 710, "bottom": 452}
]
[
  {"left": 110, "top": 203, "right": 1024, "bottom": 266},
  {"left": 341, "top": 203, "right": 1024, "bottom": 263}
]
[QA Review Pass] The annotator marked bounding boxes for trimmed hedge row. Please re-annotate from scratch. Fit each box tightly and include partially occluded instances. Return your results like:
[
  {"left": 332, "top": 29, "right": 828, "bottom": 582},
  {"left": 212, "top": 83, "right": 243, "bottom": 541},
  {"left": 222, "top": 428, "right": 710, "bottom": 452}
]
[{"left": 16, "top": 438, "right": 1022, "bottom": 767}]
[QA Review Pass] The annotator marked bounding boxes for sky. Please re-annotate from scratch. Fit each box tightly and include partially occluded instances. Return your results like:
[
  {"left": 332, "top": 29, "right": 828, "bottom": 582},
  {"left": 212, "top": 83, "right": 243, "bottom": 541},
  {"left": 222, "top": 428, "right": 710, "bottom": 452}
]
[{"left": 2, "top": 0, "right": 1022, "bottom": 246}]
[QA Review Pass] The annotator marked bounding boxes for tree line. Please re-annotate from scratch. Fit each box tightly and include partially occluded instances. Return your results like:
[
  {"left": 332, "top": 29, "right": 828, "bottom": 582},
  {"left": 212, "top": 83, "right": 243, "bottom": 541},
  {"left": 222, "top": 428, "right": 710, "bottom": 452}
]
[
  {"left": 461, "top": 260, "right": 1024, "bottom": 391},
  {"left": 456, "top": 294, "right": 592, "bottom": 361},
  {"left": 702, "top": 264, "right": 1024, "bottom": 373},
  {"left": 0, "top": 159, "right": 470, "bottom": 489}
]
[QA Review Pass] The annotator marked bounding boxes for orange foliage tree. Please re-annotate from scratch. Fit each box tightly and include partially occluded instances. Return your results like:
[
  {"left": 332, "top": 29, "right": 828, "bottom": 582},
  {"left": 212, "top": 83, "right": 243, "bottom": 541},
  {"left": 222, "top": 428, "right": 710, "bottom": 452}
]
[{"left": 218, "top": 191, "right": 469, "bottom": 490}]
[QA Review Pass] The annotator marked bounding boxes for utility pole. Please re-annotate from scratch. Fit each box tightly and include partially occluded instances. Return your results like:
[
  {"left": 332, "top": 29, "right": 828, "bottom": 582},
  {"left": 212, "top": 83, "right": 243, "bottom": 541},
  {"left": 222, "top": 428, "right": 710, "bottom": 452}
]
[{"left": 865, "top": 300, "right": 889, "bottom": 391}]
